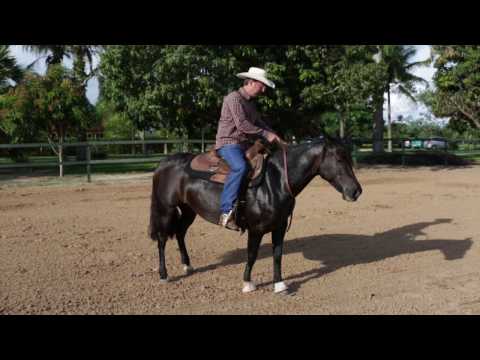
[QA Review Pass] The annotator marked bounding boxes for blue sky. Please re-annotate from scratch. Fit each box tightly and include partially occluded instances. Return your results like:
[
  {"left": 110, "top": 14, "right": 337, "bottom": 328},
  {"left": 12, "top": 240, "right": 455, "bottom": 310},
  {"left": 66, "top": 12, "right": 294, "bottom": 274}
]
[{"left": 9, "top": 45, "right": 444, "bottom": 124}]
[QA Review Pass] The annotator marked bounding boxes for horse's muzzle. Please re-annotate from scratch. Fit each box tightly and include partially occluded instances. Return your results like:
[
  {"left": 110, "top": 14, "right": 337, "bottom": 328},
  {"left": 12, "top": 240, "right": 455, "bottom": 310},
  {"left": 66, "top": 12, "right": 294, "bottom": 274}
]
[{"left": 343, "top": 187, "right": 362, "bottom": 202}]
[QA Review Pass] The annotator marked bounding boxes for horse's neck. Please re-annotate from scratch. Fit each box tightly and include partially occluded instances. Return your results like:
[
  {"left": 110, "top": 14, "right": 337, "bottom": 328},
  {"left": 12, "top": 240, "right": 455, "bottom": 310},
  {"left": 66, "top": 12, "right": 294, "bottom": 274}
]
[{"left": 276, "top": 144, "right": 323, "bottom": 197}]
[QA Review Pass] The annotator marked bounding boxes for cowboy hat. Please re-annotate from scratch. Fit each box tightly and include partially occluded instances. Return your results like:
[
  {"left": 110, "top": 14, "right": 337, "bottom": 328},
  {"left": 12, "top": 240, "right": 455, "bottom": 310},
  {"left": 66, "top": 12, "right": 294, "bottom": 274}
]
[{"left": 236, "top": 67, "right": 276, "bottom": 89}]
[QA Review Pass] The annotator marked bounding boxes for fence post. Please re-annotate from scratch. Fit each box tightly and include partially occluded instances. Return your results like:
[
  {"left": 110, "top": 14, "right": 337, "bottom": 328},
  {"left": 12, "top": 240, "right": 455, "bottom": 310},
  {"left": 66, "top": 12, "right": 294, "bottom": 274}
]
[
  {"left": 352, "top": 142, "right": 357, "bottom": 168},
  {"left": 163, "top": 143, "right": 168, "bottom": 155},
  {"left": 444, "top": 140, "right": 449, "bottom": 166},
  {"left": 86, "top": 144, "right": 91, "bottom": 183}
]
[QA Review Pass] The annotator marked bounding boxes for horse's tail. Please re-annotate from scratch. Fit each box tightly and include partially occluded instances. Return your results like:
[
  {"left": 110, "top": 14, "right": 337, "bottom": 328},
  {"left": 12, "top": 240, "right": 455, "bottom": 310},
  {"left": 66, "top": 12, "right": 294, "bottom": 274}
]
[
  {"left": 148, "top": 156, "right": 188, "bottom": 241},
  {"left": 149, "top": 170, "right": 163, "bottom": 241}
]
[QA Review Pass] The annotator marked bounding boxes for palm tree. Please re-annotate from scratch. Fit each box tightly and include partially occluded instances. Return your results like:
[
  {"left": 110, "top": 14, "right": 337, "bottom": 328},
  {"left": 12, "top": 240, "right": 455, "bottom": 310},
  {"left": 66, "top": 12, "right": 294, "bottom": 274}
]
[
  {"left": 23, "top": 45, "right": 69, "bottom": 70},
  {"left": 0, "top": 45, "right": 23, "bottom": 93},
  {"left": 69, "top": 45, "right": 100, "bottom": 84},
  {"left": 23, "top": 45, "right": 100, "bottom": 89},
  {"left": 376, "top": 45, "right": 430, "bottom": 152}
]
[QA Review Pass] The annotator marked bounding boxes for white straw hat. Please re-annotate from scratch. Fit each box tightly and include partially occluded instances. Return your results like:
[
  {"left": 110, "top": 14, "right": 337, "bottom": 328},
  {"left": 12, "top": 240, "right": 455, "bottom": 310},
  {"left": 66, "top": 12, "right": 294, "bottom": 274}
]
[{"left": 236, "top": 67, "right": 276, "bottom": 89}]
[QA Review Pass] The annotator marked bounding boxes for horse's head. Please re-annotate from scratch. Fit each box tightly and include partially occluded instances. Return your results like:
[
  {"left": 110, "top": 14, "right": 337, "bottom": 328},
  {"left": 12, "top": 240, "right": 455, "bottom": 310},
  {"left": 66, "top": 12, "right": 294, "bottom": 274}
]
[{"left": 317, "top": 137, "right": 362, "bottom": 202}]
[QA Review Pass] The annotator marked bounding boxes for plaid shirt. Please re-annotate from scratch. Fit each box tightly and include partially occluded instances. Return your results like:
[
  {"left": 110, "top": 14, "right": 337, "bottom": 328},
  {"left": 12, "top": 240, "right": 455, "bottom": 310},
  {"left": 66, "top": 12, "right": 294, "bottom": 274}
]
[{"left": 215, "top": 87, "right": 273, "bottom": 150}]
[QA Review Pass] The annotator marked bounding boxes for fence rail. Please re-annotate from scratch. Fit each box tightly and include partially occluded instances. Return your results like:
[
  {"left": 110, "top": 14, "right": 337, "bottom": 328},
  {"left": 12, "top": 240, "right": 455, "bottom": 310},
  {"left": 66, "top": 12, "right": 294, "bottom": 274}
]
[
  {"left": 0, "top": 139, "right": 215, "bottom": 149},
  {"left": 2, "top": 137, "right": 480, "bottom": 182},
  {"left": 0, "top": 139, "right": 215, "bottom": 182}
]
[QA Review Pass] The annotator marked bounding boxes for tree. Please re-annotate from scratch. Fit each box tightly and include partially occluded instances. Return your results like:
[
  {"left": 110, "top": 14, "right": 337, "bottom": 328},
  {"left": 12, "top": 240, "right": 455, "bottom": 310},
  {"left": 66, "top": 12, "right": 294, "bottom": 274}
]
[
  {"left": 35, "top": 65, "right": 96, "bottom": 141},
  {"left": 96, "top": 98, "right": 136, "bottom": 140},
  {"left": 0, "top": 71, "right": 43, "bottom": 161},
  {"left": 297, "top": 45, "right": 387, "bottom": 139},
  {"left": 24, "top": 45, "right": 101, "bottom": 159},
  {"left": 0, "top": 72, "right": 43, "bottom": 142},
  {"left": 0, "top": 45, "right": 25, "bottom": 152},
  {"left": 100, "top": 45, "right": 390, "bottom": 141},
  {"left": 0, "top": 45, "right": 23, "bottom": 93},
  {"left": 0, "top": 65, "right": 96, "bottom": 171},
  {"left": 375, "top": 45, "right": 430, "bottom": 152},
  {"left": 424, "top": 46, "right": 480, "bottom": 129},
  {"left": 101, "top": 46, "right": 288, "bottom": 138}
]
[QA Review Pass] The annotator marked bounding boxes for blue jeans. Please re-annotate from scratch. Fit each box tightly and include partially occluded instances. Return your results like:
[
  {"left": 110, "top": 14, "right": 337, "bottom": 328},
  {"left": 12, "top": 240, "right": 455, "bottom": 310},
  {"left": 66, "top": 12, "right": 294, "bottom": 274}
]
[{"left": 218, "top": 144, "right": 249, "bottom": 214}]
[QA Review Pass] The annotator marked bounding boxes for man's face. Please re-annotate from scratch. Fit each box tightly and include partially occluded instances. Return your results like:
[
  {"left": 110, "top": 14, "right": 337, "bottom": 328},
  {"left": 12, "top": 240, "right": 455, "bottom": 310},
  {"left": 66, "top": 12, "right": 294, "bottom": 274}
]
[{"left": 246, "top": 80, "right": 266, "bottom": 97}]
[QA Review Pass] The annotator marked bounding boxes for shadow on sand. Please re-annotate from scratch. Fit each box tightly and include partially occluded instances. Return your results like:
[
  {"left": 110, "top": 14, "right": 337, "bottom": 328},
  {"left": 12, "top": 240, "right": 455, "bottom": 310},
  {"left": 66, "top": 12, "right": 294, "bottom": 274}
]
[{"left": 176, "top": 218, "right": 473, "bottom": 292}]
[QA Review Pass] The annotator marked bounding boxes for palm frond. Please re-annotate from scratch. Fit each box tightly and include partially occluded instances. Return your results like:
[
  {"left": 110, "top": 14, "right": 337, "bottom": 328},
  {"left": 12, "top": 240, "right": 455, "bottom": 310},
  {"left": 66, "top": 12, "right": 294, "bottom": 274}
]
[
  {"left": 401, "top": 73, "right": 430, "bottom": 86},
  {"left": 397, "top": 84, "right": 418, "bottom": 103},
  {"left": 405, "top": 58, "right": 432, "bottom": 71},
  {"left": 26, "top": 56, "right": 48, "bottom": 71},
  {"left": 0, "top": 45, "right": 24, "bottom": 85}
]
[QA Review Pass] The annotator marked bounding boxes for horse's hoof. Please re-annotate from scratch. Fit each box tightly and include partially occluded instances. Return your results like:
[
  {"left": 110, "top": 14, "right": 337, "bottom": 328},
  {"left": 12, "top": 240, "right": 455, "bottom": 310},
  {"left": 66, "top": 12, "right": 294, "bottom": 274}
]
[
  {"left": 274, "top": 282, "right": 288, "bottom": 294},
  {"left": 159, "top": 277, "right": 169, "bottom": 284},
  {"left": 183, "top": 265, "right": 194, "bottom": 275},
  {"left": 242, "top": 282, "right": 257, "bottom": 293}
]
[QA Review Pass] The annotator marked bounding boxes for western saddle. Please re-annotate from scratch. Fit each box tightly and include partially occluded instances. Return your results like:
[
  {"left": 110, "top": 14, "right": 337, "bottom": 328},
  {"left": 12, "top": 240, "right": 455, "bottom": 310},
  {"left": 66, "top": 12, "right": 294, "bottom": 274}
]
[{"left": 189, "top": 139, "right": 268, "bottom": 186}]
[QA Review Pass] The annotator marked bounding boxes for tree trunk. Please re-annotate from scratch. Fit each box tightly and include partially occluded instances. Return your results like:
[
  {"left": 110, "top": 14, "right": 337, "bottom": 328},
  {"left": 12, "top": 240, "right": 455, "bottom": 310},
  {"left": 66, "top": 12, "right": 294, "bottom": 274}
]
[
  {"left": 339, "top": 113, "right": 345, "bottom": 139},
  {"left": 373, "top": 100, "right": 385, "bottom": 153},
  {"left": 59, "top": 134, "right": 64, "bottom": 178},
  {"left": 387, "top": 86, "right": 392, "bottom": 152}
]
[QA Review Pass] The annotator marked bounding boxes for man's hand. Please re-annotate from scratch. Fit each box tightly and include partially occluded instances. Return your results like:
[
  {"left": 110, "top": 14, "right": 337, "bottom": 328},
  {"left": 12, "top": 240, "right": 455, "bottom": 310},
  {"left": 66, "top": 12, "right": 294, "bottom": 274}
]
[{"left": 265, "top": 131, "right": 288, "bottom": 147}]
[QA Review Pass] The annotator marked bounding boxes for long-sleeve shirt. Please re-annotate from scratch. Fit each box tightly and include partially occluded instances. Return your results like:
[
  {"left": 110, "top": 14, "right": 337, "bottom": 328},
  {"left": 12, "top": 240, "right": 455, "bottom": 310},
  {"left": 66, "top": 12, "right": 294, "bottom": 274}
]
[{"left": 215, "top": 87, "right": 274, "bottom": 150}]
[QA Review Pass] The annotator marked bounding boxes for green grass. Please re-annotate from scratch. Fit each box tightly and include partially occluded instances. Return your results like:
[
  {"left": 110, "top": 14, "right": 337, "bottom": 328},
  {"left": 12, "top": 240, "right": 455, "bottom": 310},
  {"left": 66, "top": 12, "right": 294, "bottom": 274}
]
[
  {"left": 453, "top": 153, "right": 480, "bottom": 163},
  {"left": 64, "top": 162, "right": 159, "bottom": 175}
]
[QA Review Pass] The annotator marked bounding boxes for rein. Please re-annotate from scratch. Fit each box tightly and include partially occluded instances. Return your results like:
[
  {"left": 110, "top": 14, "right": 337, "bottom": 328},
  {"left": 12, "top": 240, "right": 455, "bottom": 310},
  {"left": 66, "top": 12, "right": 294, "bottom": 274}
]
[
  {"left": 282, "top": 146, "right": 294, "bottom": 197},
  {"left": 281, "top": 144, "right": 295, "bottom": 232}
]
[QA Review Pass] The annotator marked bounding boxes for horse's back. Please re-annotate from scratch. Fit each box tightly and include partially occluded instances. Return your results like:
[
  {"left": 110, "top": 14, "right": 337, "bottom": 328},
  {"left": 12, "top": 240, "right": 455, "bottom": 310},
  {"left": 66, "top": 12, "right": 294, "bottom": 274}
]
[{"left": 155, "top": 152, "right": 194, "bottom": 171}]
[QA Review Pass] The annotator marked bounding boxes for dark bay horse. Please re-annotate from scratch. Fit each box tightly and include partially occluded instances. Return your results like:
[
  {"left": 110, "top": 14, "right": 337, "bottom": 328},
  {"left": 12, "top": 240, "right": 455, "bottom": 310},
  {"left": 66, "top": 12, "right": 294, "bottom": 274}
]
[{"left": 149, "top": 136, "right": 362, "bottom": 293}]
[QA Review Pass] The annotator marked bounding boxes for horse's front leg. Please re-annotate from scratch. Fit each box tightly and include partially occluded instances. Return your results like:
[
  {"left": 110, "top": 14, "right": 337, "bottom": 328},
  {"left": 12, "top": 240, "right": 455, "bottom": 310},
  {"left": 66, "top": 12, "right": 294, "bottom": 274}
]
[
  {"left": 272, "top": 220, "right": 288, "bottom": 294},
  {"left": 242, "top": 231, "right": 263, "bottom": 293}
]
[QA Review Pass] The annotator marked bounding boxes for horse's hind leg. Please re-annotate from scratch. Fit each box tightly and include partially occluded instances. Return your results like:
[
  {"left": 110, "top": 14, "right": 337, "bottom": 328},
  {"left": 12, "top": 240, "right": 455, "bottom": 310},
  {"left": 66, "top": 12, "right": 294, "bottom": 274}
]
[
  {"left": 176, "top": 205, "right": 197, "bottom": 275},
  {"left": 153, "top": 210, "right": 177, "bottom": 283},
  {"left": 242, "top": 231, "right": 263, "bottom": 293},
  {"left": 157, "top": 233, "right": 169, "bottom": 282}
]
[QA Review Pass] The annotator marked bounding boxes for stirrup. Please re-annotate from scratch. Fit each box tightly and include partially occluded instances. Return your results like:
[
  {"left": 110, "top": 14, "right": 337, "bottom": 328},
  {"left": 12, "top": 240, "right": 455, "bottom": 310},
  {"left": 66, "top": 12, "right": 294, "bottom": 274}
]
[{"left": 219, "top": 210, "right": 240, "bottom": 231}]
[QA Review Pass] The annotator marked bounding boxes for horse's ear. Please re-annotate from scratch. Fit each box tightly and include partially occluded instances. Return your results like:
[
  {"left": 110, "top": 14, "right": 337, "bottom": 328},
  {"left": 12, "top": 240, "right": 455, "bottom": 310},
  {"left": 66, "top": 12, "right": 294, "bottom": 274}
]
[
  {"left": 322, "top": 131, "right": 335, "bottom": 143},
  {"left": 317, "top": 122, "right": 335, "bottom": 145},
  {"left": 317, "top": 123, "right": 326, "bottom": 139}
]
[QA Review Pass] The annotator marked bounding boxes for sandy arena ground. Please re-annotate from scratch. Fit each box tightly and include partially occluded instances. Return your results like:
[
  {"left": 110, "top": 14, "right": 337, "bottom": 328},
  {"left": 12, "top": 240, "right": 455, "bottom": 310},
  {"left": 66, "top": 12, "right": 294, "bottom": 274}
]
[{"left": 1, "top": 165, "right": 479, "bottom": 314}]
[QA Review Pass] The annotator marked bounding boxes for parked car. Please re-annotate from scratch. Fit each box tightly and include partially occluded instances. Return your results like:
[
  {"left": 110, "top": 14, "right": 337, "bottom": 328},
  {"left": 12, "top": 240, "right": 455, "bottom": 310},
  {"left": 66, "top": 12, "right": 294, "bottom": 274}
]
[
  {"left": 424, "top": 137, "right": 448, "bottom": 150},
  {"left": 404, "top": 139, "right": 424, "bottom": 149}
]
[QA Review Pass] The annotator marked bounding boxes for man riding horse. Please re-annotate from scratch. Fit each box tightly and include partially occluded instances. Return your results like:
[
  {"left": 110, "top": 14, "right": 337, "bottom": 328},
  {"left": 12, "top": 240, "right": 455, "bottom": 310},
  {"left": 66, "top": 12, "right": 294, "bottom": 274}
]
[{"left": 215, "top": 67, "right": 286, "bottom": 231}]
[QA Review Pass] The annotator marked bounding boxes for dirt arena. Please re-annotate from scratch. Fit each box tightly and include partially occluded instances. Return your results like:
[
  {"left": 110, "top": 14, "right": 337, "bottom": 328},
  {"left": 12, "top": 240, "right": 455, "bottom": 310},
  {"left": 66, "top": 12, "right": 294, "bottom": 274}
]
[{"left": 1, "top": 165, "right": 479, "bottom": 315}]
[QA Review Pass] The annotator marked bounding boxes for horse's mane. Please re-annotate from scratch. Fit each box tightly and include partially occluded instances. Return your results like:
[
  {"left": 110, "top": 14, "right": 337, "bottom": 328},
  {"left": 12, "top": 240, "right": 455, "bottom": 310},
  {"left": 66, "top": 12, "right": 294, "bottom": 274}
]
[{"left": 268, "top": 136, "right": 326, "bottom": 160}]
